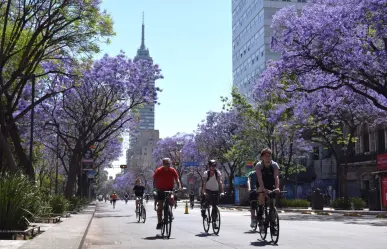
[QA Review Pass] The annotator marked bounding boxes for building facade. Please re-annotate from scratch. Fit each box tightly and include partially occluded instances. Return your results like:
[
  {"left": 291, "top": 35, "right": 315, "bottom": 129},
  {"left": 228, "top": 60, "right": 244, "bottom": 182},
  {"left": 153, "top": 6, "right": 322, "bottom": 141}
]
[{"left": 232, "top": 0, "right": 306, "bottom": 100}]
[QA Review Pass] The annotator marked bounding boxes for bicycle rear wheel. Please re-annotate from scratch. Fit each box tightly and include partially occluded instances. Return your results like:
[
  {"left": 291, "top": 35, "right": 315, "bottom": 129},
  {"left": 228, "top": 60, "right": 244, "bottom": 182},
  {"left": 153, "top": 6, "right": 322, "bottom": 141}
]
[
  {"left": 203, "top": 208, "right": 210, "bottom": 233},
  {"left": 141, "top": 206, "right": 146, "bottom": 223},
  {"left": 212, "top": 206, "right": 221, "bottom": 235},
  {"left": 270, "top": 207, "right": 280, "bottom": 244}
]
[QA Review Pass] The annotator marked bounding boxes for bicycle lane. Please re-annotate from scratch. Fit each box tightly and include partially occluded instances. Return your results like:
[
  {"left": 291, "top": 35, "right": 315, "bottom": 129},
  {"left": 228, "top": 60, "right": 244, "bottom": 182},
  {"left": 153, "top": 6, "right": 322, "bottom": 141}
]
[
  {"left": 81, "top": 200, "right": 237, "bottom": 249},
  {"left": 81, "top": 201, "right": 387, "bottom": 249}
]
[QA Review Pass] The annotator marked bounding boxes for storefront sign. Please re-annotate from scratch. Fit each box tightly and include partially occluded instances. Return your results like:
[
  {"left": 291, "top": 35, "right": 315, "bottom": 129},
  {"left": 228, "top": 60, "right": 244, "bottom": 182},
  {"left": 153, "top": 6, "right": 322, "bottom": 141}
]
[
  {"left": 377, "top": 154, "right": 387, "bottom": 171},
  {"left": 382, "top": 176, "right": 387, "bottom": 209}
]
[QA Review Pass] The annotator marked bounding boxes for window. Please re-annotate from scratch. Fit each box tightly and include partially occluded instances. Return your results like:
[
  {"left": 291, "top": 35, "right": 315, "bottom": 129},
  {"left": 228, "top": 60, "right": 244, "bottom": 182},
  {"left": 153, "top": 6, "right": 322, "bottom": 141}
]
[
  {"left": 370, "top": 131, "right": 376, "bottom": 152},
  {"left": 313, "top": 147, "right": 319, "bottom": 160},
  {"left": 378, "top": 129, "right": 386, "bottom": 153},
  {"left": 362, "top": 124, "right": 370, "bottom": 153}
]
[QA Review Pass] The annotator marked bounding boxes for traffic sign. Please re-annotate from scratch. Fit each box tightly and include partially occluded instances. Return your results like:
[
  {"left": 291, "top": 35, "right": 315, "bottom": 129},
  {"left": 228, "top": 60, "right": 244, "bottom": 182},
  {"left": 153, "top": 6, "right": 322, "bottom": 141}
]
[{"left": 183, "top": 162, "right": 200, "bottom": 167}]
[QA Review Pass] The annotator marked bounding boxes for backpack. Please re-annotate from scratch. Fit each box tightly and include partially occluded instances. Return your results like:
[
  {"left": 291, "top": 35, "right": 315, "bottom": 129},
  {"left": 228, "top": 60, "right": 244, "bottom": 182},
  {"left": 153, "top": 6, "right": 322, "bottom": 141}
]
[{"left": 206, "top": 170, "right": 219, "bottom": 182}]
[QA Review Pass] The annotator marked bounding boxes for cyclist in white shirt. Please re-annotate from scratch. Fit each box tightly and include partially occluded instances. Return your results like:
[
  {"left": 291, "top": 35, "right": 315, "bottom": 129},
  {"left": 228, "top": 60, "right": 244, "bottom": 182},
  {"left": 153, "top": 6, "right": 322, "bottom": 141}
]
[{"left": 201, "top": 160, "right": 224, "bottom": 228}]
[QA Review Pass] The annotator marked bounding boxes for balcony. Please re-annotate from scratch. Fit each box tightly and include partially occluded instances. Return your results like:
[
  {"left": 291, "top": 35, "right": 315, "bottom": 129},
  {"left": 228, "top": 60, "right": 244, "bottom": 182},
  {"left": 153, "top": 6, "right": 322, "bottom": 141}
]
[{"left": 339, "top": 152, "right": 377, "bottom": 164}]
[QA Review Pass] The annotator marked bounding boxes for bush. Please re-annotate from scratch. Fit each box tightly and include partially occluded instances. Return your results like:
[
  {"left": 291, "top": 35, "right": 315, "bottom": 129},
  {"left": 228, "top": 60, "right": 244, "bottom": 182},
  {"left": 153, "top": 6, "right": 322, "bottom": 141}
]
[
  {"left": 50, "top": 195, "right": 69, "bottom": 214},
  {"left": 68, "top": 196, "right": 81, "bottom": 211},
  {"left": 30, "top": 192, "right": 52, "bottom": 217},
  {"left": 332, "top": 197, "right": 352, "bottom": 210},
  {"left": 0, "top": 174, "right": 40, "bottom": 233},
  {"left": 279, "top": 199, "right": 310, "bottom": 208},
  {"left": 351, "top": 197, "right": 365, "bottom": 210}
]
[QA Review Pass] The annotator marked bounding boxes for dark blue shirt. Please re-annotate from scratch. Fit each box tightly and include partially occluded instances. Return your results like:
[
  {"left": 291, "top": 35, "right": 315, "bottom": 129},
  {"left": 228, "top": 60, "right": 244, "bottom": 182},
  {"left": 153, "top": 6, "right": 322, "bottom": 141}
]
[{"left": 248, "top": 171, "right": 257, "bottom": 190}]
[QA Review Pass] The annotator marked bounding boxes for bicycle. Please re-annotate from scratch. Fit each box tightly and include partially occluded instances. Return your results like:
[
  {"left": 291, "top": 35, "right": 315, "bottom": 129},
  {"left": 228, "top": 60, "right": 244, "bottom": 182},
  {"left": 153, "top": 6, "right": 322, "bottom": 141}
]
[
  {"left": 136, "top": 195, "right": 146, "bottom": 223},
  {"left": 159, "top": 189, "right": 180, "bottom": 239},
  {"left": 257, "top": 190, "right": 286, "bottom": 244},
  {"left": 202, "top": 192, "right": 222, "bottom": 235},
  {"left": 249, "top": 190, "right": 259, "bottom": 232}
]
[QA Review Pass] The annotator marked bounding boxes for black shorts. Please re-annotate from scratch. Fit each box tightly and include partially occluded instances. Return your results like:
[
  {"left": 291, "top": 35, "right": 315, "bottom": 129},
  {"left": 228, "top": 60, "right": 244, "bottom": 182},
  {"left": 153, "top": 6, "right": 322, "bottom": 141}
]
[
  {"left": 204, "top": 189, "right": 219, "bottom": 206},
  {"left": 249, "top": 190, "right": 258, "bottom": 202},
  {"left": 257, "top": 180, "right": 275, "bottom": 191},
  {"left": 156, "top": 190, "right": 173, "bottom": 201},
  {"left": 112, "top": 199, "right": 117, "bottom": 202}
]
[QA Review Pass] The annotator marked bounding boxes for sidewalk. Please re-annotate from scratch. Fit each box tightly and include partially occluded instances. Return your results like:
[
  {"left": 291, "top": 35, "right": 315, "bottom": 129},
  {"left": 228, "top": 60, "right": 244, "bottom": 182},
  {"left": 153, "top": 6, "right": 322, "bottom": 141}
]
[
  {"left": 218, "top": 204, "right": 387, "bottom": 216},
  {"left": 0, "top": 203, "right": 96, "bottom": 249}
]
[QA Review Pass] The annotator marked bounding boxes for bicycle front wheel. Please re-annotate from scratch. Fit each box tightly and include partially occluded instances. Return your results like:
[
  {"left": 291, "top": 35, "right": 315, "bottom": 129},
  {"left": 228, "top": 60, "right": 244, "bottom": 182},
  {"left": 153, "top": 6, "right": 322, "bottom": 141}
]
[
  {"left": 203, "top": 208, "right": 210, "bottom": 233},
  {"left": 141, "top": 206, "right": 146, "bottom": 223},
  {"left": 212, "top": 206, "right": 221, "bottom": 235},
  {"left": 137, "top": 204, "right": 141, "bottom": 223},
  {"left": 166, "top": 206, "right": 172, "bottom": 239},
  {"left": 259, "top": 207, "right": 267, "bottom": 240},
  {"left": 270, "top": 207, "right": 280, "bottom": 244}
]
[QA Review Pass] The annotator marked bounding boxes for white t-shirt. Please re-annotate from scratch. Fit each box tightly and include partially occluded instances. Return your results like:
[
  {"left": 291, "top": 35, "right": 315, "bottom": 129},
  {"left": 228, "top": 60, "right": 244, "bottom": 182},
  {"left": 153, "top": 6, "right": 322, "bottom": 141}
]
[{"left": 204, "top": 170, "right": 221, "bottom": 191}]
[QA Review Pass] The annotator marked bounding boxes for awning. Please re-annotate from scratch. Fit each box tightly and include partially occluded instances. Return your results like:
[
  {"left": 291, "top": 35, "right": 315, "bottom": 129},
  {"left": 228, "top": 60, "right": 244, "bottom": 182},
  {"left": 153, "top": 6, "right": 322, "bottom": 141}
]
[{"left": 371, "top": 170, "right": 387, "bottom": 175}]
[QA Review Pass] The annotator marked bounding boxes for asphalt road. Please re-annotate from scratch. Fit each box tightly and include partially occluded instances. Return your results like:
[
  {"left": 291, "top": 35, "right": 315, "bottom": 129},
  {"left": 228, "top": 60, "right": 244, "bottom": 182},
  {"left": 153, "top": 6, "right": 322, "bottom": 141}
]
[{"left": 82, "top": 200, "right": 387, "bottom": 249}]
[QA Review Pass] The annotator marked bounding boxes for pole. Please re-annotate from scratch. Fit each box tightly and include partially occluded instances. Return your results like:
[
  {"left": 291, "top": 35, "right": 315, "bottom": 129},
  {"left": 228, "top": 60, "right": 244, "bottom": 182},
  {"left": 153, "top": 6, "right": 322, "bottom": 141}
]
[
  {"left": 55, "top": 127, "right": 59, "bottom": 194},
  {"left": 29, "top": 74, "right": 35, "bottom": 170}
]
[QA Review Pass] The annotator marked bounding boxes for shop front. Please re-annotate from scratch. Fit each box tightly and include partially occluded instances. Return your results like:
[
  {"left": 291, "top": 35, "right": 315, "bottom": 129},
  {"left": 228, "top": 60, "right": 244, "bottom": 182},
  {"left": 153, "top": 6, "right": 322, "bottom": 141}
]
[{"left": 374, "top": 153, "right": 387, "bottom": 210}]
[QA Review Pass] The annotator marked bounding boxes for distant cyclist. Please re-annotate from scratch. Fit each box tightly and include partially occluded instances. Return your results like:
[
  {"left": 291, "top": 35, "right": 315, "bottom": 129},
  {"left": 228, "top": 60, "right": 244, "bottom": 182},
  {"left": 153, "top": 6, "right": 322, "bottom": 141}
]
[
  {"left": 247, "top": 168, "right": 258, "bottom": 228},
  {"left": 110, "top": 192, "right": 118, "bottom": 209},
  {"left": 133, "top": 178, "right": 145, "bottom": 213}
]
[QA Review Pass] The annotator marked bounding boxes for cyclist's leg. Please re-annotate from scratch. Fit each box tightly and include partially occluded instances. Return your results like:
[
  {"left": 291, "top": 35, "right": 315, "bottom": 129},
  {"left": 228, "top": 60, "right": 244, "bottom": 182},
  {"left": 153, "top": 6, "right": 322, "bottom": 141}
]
[
  {"left": 201, "top": 191, "right": 208, "bottom": 218},
  {"left": 210, "top": 190, "right": 219, "bottom": 220},
  {"left": 156, "top": 191, "right": 164, "bottom": 229},
  {"left": 258, "top": 182, "right": 265, "bottom": 225}
]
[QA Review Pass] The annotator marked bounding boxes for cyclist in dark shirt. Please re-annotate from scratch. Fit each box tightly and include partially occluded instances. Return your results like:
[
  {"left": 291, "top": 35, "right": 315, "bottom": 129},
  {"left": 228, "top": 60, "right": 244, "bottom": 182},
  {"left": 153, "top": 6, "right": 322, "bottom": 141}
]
[
  {"left": 256, "top": 148, "right": 280, "bottom": 230},
  {"left": 133, "top": 178, "right": 145, "bottom": 213}
]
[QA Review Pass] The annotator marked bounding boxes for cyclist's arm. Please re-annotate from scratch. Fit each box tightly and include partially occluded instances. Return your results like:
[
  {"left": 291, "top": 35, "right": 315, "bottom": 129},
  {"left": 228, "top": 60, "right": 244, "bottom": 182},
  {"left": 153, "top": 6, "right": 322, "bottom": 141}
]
[
  {"left": 153, "top": 168, "right": 159, "bottom": 189},
  {"left": 175, "top": 177, "right": 182, "bottom": 190},
  {"left": 256, "top": 165, "right": 264, "bottom": 191},
  {"left": 202, "top": 178, "right": 206, "bottom": 195},
  {"left": 274, "top": 167, "right": 279, "bottom": 190},
  {"left": 247, "top": 176, "right": 251, "bottom": 192},
  {"left": 217, "top": 173, "right": 224, "bottom": 193}
]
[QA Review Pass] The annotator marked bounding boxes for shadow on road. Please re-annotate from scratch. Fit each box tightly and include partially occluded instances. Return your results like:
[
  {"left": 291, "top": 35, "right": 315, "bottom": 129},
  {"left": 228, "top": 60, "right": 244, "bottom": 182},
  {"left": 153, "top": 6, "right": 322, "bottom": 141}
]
[
  {"left": 281, "top": 213, "right": 387, "bottom": 227},
  {"left": 244, "top": 230, "right": 258, "bottom": 234},
  {"left": 250, "top": 240, "right": 277, "bottom": 247},
  {"left": 195, "top": 232, "right": 217, "bottom": 237},
  {"left": 142, "top": 235, "right": 175, "bottom": 240}
]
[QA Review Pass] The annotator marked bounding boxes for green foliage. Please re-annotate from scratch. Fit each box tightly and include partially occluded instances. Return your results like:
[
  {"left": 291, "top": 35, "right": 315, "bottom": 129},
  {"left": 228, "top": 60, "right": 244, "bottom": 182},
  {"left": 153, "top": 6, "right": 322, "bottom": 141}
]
[
  {"left": 50, "top": 195, "right": 70, "bottom": 214},
  {"left": 0, "top": 174, "right": 40, "bottom": 232},
  {"left": 68, "top": 196, "right": 82, "bottom": 211},
  {"left": 279, "top": 199, "right": 310, "bottom": 208},
  {"left": 332, "top": 197, "right": 352, "bottom": 210},
  {"left": 351, "top": 197, "right": 365, "bottom": 210}
]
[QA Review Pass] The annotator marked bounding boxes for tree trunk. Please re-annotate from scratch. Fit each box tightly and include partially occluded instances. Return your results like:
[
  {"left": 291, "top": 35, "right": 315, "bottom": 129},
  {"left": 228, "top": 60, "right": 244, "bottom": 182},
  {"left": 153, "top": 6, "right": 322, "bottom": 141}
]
[
  {"left": 64, "top": 152, "right": 81, "bottom": 198},
  {"left": 0, "top": 130, "right": 18, "bottom": 173},
  {"left": 7, "top": 123, "right": 35, "bottom": 180}
]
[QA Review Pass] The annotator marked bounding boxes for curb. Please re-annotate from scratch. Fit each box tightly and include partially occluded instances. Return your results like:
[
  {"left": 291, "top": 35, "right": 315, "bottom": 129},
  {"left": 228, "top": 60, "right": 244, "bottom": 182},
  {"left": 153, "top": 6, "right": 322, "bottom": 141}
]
[
  {"left": 218, "top": 205, "right": 387, "bottom": 216},
  {"left": 78, "top": 203, "right": 97, "bottom": 249}
]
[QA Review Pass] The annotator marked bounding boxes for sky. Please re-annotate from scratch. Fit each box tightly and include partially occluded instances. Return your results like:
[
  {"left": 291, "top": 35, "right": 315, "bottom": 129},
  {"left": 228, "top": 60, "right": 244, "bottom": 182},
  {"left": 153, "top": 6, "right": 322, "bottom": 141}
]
[{"left": 98, "top": 0, "right": 232, "bottom": 178}]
